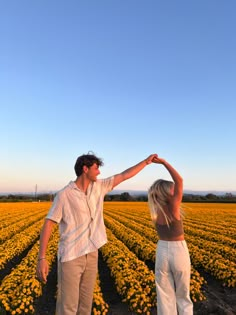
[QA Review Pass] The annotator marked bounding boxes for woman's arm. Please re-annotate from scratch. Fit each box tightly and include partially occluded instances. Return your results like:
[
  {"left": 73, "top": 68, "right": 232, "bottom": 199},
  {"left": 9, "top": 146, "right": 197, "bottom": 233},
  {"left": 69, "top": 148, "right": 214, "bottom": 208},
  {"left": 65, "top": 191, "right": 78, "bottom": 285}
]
[{"left": 153, "top": 157, "right": 183, "bottom": 204}]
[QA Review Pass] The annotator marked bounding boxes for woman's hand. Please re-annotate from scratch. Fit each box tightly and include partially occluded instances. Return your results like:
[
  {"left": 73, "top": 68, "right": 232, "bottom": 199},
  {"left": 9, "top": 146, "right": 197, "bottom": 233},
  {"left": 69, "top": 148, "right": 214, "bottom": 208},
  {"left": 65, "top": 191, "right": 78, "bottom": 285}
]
[
  {"left": 145, "top": 154, "right": 159, "bottom": 164},
  {"left": 152, "top": 156, "right": 166, "bottom": 164}
]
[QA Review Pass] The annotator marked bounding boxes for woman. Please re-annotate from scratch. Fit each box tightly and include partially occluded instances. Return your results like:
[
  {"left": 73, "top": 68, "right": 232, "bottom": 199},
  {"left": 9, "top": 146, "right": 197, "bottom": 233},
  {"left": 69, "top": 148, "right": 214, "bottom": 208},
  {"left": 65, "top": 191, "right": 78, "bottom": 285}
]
[{"left": 148, "top": 156, "right": 193, "bottom": 315}]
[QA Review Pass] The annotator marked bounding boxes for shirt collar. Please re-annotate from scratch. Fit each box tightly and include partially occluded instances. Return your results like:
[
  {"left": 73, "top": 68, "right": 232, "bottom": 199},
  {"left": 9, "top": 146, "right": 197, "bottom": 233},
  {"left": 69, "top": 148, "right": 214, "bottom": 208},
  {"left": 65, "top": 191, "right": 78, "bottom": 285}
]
[
  {"left": 68, "top": 180, "right": 94, "bottom": 193},
  {"left": 68, "top": 181, "right": 79, "bottom": 190}
]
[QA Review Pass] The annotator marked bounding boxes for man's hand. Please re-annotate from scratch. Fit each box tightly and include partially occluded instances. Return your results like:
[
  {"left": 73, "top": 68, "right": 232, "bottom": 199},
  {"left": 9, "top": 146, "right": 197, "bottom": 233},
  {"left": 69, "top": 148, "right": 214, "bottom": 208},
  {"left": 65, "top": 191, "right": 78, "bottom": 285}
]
[
  {"left": 36, "top": 259, "right": 49, "bottom": 283},
  {"left": 152, "top": 156, "right": 166, "bottom": 164},
  {"left": 145, "top": 154, "right": 159, "bottom": 165}
]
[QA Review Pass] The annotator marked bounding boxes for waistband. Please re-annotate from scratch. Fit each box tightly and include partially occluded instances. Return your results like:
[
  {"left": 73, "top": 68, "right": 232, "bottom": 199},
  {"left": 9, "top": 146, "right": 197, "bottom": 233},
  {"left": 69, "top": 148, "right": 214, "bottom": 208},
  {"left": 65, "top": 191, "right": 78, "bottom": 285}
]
[{"left": 157, "top": 240, "right": 187, "bottom": 248}]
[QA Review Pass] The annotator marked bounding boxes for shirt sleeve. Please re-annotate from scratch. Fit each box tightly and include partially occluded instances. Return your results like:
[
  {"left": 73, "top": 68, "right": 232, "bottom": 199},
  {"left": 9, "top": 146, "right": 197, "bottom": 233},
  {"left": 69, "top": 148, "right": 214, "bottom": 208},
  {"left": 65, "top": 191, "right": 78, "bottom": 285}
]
[
  {"left": 46, "top": 193, "right": 63, "bottom": 223},
  {"left": 100, "top": 176, "right": 114, "bottom": 195}
]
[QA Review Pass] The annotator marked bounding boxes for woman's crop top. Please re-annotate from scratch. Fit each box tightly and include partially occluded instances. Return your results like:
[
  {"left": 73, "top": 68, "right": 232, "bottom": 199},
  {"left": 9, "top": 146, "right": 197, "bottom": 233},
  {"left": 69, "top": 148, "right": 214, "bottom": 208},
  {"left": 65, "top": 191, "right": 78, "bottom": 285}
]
[{"left": 156, "top": 219, "right": 184, "bottom": 239}]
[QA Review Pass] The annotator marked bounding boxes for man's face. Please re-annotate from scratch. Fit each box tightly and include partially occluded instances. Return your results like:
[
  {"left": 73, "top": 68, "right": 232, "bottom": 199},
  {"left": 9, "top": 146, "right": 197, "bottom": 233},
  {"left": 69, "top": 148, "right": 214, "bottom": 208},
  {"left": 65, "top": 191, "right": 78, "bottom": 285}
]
[{"left": 85, "top": 163, "right": 100, "bottom": 181}]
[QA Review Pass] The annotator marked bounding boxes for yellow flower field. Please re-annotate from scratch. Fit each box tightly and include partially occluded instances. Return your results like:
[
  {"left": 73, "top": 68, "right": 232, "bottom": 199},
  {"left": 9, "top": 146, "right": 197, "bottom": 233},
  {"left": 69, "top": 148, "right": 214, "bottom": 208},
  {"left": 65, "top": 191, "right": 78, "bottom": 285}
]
[{"left": 0, "top": 201, "right": 235, "bottom": 314}]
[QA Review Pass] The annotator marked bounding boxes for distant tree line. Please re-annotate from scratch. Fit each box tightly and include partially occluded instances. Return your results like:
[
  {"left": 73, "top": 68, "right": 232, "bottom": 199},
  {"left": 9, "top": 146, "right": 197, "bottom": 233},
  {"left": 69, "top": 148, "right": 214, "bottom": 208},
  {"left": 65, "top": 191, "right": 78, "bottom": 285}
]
[
  {"left": 0, "top": 193, "right": 54, "bottom": 202},
  {"left": 105, "top": 192, "right": 236, "bottom": 203},
  {"left": 182, "top": 192, "right": 236, "bottom": 203},
  {"left": 105, "top": 192, "right": 148, "bottom": 202},
  {"left": 0, "top": 192, "right": 236, "bottom": 203}
]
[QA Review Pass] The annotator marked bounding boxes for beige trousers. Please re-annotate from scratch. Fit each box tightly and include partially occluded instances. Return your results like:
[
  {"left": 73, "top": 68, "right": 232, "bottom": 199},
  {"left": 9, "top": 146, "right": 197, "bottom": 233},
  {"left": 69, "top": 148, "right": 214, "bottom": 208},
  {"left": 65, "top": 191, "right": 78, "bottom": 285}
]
[
  {"left": 56, "top": 250, "right": 98, "bottom": 315},
  {"left": 155, "top": 240, "right": 193, "bottom": 315}
]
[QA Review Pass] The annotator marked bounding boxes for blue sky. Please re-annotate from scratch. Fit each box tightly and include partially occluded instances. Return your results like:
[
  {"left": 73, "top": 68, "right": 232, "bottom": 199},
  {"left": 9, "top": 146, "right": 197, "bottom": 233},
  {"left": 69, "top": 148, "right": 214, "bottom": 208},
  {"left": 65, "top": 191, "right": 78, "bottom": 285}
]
[{"left": 1, "top": 0, "right": 235, "bottom": 194}]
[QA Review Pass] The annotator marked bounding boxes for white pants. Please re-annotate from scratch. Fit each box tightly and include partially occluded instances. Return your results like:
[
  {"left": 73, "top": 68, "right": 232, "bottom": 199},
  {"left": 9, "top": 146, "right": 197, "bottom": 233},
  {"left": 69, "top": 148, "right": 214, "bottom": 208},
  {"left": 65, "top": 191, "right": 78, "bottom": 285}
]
[{"left": 155, "top": 240, "right": 193, "bottom": 315}]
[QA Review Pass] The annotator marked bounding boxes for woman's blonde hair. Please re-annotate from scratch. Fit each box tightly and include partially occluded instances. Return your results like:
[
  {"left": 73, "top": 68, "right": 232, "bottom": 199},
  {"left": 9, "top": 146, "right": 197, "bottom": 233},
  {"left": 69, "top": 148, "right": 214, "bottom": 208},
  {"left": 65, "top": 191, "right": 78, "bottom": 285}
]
[{"left": 148, "top": 179, "right": 175, "bottom": 227}]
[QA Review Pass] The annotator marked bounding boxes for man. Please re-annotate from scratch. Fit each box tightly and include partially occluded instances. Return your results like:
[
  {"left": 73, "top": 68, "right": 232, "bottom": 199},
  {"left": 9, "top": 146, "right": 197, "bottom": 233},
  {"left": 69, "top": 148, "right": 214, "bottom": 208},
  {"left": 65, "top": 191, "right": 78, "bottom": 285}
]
[{"left": 36, "top": 152, "right": 157, "bottom": 315}]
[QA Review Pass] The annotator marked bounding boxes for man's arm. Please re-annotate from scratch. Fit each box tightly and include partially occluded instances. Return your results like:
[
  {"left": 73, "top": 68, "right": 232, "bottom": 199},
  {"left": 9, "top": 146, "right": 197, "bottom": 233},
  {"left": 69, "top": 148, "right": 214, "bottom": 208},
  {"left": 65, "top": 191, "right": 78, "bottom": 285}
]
[
  {"left": 36, "top": 219, "right": 56, "bottom": 282},
  {"left": 112, "top": 154, "right": 158, "bottom": 188}
]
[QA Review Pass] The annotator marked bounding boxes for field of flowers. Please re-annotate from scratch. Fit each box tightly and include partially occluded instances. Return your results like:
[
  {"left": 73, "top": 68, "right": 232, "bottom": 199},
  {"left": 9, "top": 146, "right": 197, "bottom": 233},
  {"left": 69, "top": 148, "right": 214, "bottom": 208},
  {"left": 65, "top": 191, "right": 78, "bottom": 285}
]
[{"left": 0, "top": 201, "right": 235, "bottom": 315}]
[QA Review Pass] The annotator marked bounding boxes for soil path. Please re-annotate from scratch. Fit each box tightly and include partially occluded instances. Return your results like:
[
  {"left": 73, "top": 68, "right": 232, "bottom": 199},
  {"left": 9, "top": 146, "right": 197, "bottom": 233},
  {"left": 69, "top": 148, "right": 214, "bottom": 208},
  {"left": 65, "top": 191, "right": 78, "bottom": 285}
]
[{"left": 193, "top": 269, "right": 236, "bottom": 315}]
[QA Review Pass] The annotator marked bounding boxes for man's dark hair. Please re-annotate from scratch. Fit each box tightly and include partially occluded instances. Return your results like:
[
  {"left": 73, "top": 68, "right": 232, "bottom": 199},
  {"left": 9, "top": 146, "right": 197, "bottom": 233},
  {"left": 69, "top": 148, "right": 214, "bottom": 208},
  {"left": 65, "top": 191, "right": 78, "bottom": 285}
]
[{"left": 74, "top": 152, "right": 104, "bottom": 177}]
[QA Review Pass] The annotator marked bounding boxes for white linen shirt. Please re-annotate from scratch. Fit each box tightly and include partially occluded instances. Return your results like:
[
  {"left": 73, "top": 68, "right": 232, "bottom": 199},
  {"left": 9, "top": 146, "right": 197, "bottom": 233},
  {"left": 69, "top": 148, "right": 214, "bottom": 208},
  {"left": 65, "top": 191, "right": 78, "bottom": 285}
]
[{"left": 46, "top": 177, "right": 114, "bottom": 262}]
